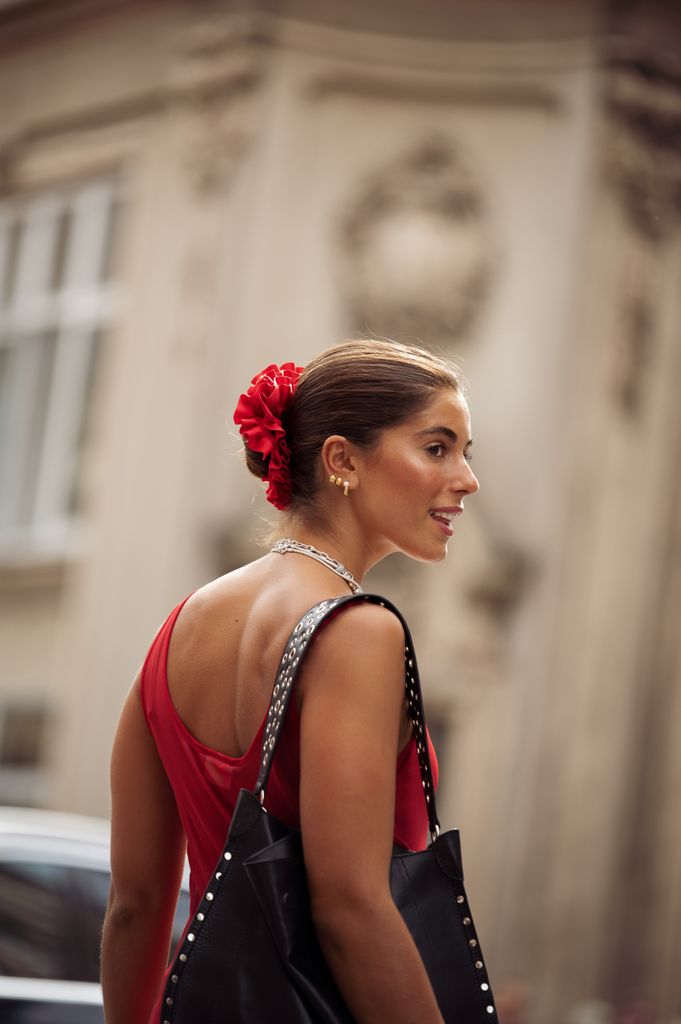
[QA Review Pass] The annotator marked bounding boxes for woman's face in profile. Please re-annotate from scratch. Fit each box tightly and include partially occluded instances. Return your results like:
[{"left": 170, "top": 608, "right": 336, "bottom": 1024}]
[{"left": 356, "top": 388, "right": 479, "bottom": 564}]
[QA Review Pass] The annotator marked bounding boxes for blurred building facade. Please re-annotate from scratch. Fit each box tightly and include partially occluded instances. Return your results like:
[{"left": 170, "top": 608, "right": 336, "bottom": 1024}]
[{"left": 0, "top": 1, "right": 680, "bottom": 1020}]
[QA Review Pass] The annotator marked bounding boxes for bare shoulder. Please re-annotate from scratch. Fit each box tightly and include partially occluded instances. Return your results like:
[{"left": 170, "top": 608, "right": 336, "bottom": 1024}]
[
  {"left": 315, "top": 598, "right": 405, "bottom": 650},
  {"left": 299, "top": 599, "right": 406, "bottom": 698}
]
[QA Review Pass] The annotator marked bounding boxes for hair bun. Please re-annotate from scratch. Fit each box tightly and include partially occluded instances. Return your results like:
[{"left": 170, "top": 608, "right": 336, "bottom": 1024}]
[{"left": 243, "top": 443, "right": 269, "bottom": 482}]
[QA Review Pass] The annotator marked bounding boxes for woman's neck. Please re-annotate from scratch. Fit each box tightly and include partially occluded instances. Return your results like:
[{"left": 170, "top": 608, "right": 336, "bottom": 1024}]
[{"left": 277, "top": 520, "right": 386, "bottom": 585}]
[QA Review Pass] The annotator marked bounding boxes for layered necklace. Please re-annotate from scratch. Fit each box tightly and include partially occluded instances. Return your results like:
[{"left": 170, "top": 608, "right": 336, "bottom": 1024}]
[{"left": 271, "top": 538, "right": 362, "bottom": 594}]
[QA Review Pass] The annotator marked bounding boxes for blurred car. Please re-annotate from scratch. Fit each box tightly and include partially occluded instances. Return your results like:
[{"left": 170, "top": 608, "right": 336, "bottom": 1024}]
[{"left": 0, "top": 806, "right": 190, "bottom": 1023}]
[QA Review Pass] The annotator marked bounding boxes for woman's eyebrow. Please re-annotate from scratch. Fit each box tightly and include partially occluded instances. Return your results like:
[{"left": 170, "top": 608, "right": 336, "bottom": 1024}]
[{"left": 415, "top": 426, "right": 473, "bottom": 447}]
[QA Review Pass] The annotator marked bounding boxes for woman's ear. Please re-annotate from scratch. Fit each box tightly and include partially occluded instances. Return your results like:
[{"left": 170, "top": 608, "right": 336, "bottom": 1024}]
[{"left": 321, "top": 435, "right": 358, "bottom": 479}]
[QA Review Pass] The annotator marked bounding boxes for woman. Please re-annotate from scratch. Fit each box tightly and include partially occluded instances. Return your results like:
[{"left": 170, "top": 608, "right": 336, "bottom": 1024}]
[{"left": 101, "top": 338, "right": 480, "bottom": 1023}]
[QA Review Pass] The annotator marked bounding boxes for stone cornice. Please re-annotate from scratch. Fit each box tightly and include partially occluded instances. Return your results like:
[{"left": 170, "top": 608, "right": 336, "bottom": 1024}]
[
  {"left": 4, "top": 65, "right": 260, "bottom": 149},
  {"left": 0, "top": 0, "right": 138, "bottom": 53},
  {"left": 0, "top": 0, "right": 603, "bottom": 45},
  {"left": 303, "top": 71, "right": 562, "bottom": 112}
]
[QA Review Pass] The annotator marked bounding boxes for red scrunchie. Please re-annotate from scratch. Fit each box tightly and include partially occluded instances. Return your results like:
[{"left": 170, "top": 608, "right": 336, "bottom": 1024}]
[{"left": 233, "top": 361, "right": 304, "bottom": 510}]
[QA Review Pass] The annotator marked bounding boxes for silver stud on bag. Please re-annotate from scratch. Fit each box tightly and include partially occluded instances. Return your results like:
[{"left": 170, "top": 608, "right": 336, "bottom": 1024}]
[{"left": 457, "top": 895, "right": 465, "bottom": 904}]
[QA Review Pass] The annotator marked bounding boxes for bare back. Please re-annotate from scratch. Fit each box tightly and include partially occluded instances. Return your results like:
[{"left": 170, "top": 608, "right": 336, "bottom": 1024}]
[{"left": 165, "top": 554, "right": 414, "bottom": 759}]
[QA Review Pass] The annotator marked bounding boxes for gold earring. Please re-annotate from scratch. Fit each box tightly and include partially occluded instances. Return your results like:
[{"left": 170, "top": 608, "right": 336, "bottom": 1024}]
[
  {"left": 335, "top": 477, "right": 342, "bottom": 487},
  {"left": 343, "top": 481, "right": 350, "bottom": 497},
  {"left": 329, "top": 474, "right": 337, "bottom": 484}
]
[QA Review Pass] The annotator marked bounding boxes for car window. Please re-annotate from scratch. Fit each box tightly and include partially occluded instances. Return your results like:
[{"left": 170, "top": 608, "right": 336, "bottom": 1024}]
[
  {"left": 66, "top": 868, "right": 109, "bottom": 983},
  {"left": 69, "top": 866, "right": 191, "bottom": 975},
  {"left": 0, "top": 863, "right": 77, "bottom": 980},
  {"left": 0, "top": 995, "right": 104, "bottom": 1023},
  {"left": 0, "top": 856, "right": 190, "bottom": 986},
  {"left": 171, "top": 886, "right": 190, "bottom": 949}
]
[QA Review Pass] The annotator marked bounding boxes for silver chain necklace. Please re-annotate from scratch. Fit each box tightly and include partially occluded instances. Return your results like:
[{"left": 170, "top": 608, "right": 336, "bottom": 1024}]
[{"left": 271, "top": 538, "right": 362, "bottom": 594}]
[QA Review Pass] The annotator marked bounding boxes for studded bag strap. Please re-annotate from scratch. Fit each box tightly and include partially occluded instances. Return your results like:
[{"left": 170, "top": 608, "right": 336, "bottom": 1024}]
[{"left": 254, "top": 592, "right": 441, "bottom": 841}]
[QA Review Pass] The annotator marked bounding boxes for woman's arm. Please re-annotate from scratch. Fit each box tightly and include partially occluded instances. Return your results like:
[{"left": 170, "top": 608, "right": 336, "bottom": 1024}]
[
  {"left": 298, "top": 603, "right": 445, "bottom": 1024},
  {"left": 101, "top": 675, "right": 186, "bottom": 1024}
]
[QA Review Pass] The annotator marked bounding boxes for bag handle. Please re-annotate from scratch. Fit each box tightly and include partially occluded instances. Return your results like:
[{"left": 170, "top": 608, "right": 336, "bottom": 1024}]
[{"left": 254, "top": 593, "right": 441, "bottom": 843}]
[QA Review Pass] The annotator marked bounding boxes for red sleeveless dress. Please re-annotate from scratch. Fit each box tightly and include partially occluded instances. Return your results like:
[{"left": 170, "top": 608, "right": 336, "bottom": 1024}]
[{"left": 140, "top": 594, "right": 438, "bottom": 1022}]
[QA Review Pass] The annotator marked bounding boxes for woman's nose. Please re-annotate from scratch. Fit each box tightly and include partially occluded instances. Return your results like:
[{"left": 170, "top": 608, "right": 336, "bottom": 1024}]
[{"left": 457, "top": 462, "right": 480, "bottom": 496}]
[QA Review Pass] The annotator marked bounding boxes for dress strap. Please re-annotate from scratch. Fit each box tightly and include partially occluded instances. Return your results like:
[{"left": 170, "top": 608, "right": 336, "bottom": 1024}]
[{"left": 254, "top": 592, "right": 441, "bottom": 843}]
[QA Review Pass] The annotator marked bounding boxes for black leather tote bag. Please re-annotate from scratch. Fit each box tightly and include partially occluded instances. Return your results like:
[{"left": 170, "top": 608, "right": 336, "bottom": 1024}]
[{"left": 159, "top": 593, "right": 496, "bottom": 1023}]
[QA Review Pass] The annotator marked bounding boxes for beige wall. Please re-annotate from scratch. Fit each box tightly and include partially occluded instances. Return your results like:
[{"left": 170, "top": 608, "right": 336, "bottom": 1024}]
[{"left": 1, "top": 2, "right": 680, "bottom": 1020}]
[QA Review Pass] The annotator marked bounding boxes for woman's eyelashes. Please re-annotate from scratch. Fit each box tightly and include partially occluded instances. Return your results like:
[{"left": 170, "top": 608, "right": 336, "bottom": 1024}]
[{"left": 426, "top": 442, "right": 474, "bottom": 463}]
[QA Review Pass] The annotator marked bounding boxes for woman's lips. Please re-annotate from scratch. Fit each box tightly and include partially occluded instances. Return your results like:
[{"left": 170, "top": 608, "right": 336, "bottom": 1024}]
[
  {"left": 429, "top": 511, "right": 455, "bottom": 536},
  {"left": 429, "top": 506, "right": 462, "bottom": 537}
]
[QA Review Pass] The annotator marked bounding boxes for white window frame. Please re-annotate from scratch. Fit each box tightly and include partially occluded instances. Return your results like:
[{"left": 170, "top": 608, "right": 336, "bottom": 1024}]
[{"left": 0, "top": 177, "right": 120, "bottom": 565}]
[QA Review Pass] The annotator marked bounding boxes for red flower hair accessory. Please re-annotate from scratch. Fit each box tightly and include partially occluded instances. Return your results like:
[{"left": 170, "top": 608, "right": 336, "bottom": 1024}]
[{"left": 233, "top": 361, "right": 304, "bottom": 510}]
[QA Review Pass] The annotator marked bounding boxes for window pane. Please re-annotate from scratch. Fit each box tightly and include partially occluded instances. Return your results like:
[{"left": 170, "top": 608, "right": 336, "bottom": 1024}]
[
  {"left": 33, "top": 327, "right": 100, "bottom": 525},
  {"left": 67, "top": 868, "right": 109, "bottom": 983},
  {"left": 67, "top": 329, "right": 102, "bottom": 516},
  {"left": 63, "top": 182, "right": 115, "bottom": 289},
  {"left": 0, "top": 344, "right": 9, "bottom": 492},
  {"left": 0, "top": 331, "right": 57, "bottom": 531},
  {"left": 0, "top": 863, "right": 71, "bottom": 979},
  {"left": 50, "top": 205, "right": 72, "bottom": 292},
  {"left": 16, "top": 330, "right": 58, "bottom": 525},
  {"left": 0, "top": 177, "right": 118, "bottom": 538},
  {"left": 172, "top": 888, "right": 190, "bottom": 951},
  {"left": 0, "top": 338, "right": 20, "bottom": 528},
  {"left": 13, "top": 196, "right": 60, "bottom": 301},
  {"left": 0, "top": 1001, "right": 105, "bottom": 1024},
  {"left": 99, "top": 192, "right": 120, "bottom": 283},
  {"left": 70, "top": 866, "right": 190, "bottom": 978},
  {"left": 0, "top": 216, "right": 22, "bottom": 306}
]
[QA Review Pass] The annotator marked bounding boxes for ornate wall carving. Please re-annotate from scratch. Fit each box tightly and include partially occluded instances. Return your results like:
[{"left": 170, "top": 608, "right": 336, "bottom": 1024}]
[
  {"left": 338, "top": 135, "right": 492, "bottom": 345},
  {"left": 166, "top": 13, "right": 271, "bottom": 197},
  {"left": 614, "top": 290, "right": 655, "bottom": 417},
  {"left": 605, "top": 56, "right": 681, "bottom": 245},
  {"left": 603, "top": 53, "right": 681, "bottom": 421},
  {"left": 598, "top": 41, "right": 681, "bottom": 1015}
]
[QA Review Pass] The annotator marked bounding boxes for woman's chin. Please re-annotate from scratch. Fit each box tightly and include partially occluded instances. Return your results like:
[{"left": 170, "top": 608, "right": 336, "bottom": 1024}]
[{"left": 400, "top": 539, "right": 449, "bottom": 564}]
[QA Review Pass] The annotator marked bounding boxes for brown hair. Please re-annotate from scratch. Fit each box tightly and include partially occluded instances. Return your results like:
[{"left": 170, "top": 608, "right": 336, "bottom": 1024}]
[{"left": 243, "top": 338, "right": 464, "bottom": 517}]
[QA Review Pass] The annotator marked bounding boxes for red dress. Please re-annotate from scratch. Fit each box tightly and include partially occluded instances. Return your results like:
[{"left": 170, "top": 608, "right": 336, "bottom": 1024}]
[{"left": 140, "top": 594, "right": 438, "bottom": 1022}]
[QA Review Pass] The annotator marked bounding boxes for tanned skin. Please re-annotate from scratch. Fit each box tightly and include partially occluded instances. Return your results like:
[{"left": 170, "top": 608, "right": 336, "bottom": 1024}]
[{"left": 103, "top": 388, "right": 478, "bottom": 1022}]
